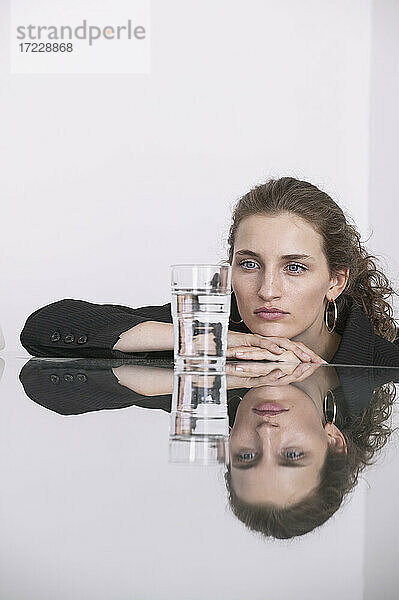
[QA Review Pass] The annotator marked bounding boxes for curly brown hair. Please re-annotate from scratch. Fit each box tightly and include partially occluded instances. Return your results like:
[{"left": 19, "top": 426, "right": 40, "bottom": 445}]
[
  {"left": 226, "top": 177, "right": 398, "bottom": 341},
  {"left": 225, "top": 381, "right": 396, "bottom": 539}
]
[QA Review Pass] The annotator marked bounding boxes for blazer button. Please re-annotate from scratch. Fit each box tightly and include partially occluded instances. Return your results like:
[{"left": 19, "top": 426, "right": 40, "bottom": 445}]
[
  {"left": 77, "top": 335, "right": 88, "bottom": 344},
  {"left": 63, "top": 374, "right": 74, "bottom": 382},
  {"left": 76, "top": 373, "right": 87, "bottom": 382},
  {"left": 64, "top": 334, "right": 75, "bottom": 343},
  {"left": 50, "top": 374, "right": 60, "bottom": 384},
  {"left": 50, "top": 332, "right": 61, "bottom": 342}
]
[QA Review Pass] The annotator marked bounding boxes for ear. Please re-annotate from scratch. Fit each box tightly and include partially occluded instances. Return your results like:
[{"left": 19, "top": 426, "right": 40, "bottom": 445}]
[
  {"left": 324, "top": 422, "right": 347, "bottom": 455},
  {"left": 327, "top": 268, "right": 350, "bottom": 300}
]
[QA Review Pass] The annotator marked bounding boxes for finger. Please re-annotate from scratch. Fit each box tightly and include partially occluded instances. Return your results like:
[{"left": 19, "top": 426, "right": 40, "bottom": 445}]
[
  {"left": 274, "top": 339, "right": 324, "bottom": 364},
  {"left": 236, "top": 348, "right": 300, "bottom": 362},
  {"left": 261, "top": 368, "right": 284, "bottom": 382},
  {"left": 229, "top": 345, "right": 301, "bottom": 363},
  {"left": 291, "top": 341, "right": 327, "bottom": 364},
  {"left": 226, "top": 345, "right": 258, "bottom": 358},
  {"left": 236, "top": 348, "right": 301, "bottom": 364},
  {"left": 227, "top": 345, "right": 257, "bottom": 357},
  {"left": 270, "top": 339, "right": 325, "bottom": 364},
  {"left": 257, "top": 337, "right": 313, "bottom": 362},
  {"left": 293, "top": 363, "right": 320, "bottom": 380},
  {"left": 282, "top": 362, "right": 320, "bottom": 382},
  {"left": 271, "top": 362, "right": 313, "bottom": 384},
  {"left": 248, "top": 336, "right": 285, "bottom": 355},
  {"left": 230, "top": 362, "right": 283, "bottom": 378},
  {"left": 233, "top": 348, "right": 282, "bottom": 361},
  {"left": 234, "top": 369, "right": 286, "bottom": 386}
]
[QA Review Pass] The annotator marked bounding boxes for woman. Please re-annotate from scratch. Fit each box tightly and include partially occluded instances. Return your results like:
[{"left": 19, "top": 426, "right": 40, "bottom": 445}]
[{"left": 20, "top": 177, "right": 399, "bottom": 365}]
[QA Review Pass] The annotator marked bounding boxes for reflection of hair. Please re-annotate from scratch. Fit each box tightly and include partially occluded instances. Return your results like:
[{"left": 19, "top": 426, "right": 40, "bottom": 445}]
[
  {"left": 226, "top": 383, "right": 396, "bottom": 539},
  {"left": 227, "top": 177, "right": 397, "bottom": 340},
  {"left": 225, "top": 448, "right": 347, "bottom": 539},
  {"left": 339, "top": 382, "right": 396, "bottom": 472}
]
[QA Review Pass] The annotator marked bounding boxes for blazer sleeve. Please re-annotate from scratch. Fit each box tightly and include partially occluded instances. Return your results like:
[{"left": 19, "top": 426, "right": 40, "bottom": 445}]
[{"left": 20, "top": 298, "right": 174, "bottom": 358}]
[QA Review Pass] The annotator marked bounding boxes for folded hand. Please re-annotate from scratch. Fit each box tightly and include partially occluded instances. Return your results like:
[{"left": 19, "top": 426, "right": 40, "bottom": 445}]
[{"left": 227, "top": 331, "right": 327, "bottom": 364}]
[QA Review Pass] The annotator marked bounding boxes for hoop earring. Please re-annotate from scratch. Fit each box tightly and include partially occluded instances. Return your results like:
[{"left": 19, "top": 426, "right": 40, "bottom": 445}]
[
  {"left": 230, "top": 316, "right": 243, "bottom": 324},
  {"left": 323, "top": 389, "right": 337, "bottom": 424},
  {"left": 324, "top": 297, "right": 337, "bottom": 333}
]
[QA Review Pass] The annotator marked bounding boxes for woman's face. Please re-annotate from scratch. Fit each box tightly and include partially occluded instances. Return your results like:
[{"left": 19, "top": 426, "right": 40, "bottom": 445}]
[
  {"left": 228, "top": 384, "right": 344, "bottom": 506},
  {"left": 231, "top": 212, "right": 336, "bottom": 339}
]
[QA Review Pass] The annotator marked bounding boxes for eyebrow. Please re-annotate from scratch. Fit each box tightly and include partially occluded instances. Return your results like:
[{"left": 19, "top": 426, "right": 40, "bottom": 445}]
[
  {"left": 278, "top": 461, "right": 307, "bottom": 468},
  {"left": 232, "top": 458, "right": 308, "bottom": 470},
  {"left": 235, "top": 250, "right": 314, "bottom": 261},
  {"left": 232, "top": 456, "right": 262, "bottom": 470}
]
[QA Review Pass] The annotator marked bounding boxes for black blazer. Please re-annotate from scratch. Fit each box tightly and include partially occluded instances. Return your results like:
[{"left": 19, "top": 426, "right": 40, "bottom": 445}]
[{"left": 20, "top": 292, "right": 399, "bottom": 366}]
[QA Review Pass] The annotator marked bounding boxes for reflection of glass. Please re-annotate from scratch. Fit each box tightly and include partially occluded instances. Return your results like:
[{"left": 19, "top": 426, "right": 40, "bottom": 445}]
[
  {"left": 169, "top": 371, "right": 229, "bottom": 465},
  {"left": 170, "top": 264, "right": 232, "bottom": 372}
]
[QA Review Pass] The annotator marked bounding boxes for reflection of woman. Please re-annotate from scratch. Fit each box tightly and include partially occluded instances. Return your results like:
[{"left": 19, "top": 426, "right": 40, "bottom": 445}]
[
  {"left": 20, "top": 177, "right": 399, "bottom": 365},
  {"left": 226, "top": 364, "right": 396, "bottom": 539},
  {"left": 19, "top": 358, "right": 398, "bottom": 539}
]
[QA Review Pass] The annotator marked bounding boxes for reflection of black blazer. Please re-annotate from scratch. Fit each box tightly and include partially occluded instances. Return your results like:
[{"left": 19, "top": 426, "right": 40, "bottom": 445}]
[
  {"left": 18, "top": 358, "right": 399, "bottom": 431},
  {"left": 20, "top": 292, "right": 399, "bottom": 366}
]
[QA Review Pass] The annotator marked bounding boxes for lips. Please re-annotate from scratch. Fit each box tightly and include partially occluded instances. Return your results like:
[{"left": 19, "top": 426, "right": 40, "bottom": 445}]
[
  {"left": 252, "top": 402, "right": 288, "bottom": 416},
  {"left": 255, "top": 311, "right": 288, "bottom": 321},
  {"left": 254, "top": 307, "right": 289, "bottom": 314}
]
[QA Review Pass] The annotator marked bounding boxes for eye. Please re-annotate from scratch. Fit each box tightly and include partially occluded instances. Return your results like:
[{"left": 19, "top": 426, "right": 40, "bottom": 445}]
[
  {"left": 285, "top": 263, "right": 307, "bottom": 274},
  {"left": 237, "top": 451, "right": 257, "bottom": 462},
  {"left": 239, "top": 259, "right": 259, "bottom": 270},
  {"left": 283, "top": 449, "right": 304, "bottom": 461}
]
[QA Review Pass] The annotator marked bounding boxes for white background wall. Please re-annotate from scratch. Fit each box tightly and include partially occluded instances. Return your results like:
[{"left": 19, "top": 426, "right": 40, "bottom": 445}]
[
  {"left": 365, "top": 3, "right": 399, "bottom": 598},
  {"left": 368, "top": 0, "right": 399, "bottom": 316},
  {"left": 0, "top": 0, "right": 375, "bottom": 352},
  {"left": 1, "top": 2, "right": 399, "bottom": 596}
]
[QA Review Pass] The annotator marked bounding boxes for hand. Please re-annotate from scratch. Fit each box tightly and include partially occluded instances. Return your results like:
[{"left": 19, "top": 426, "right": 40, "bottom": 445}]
[
  {"left": 226, "top": 360, "right": 320, "bottom": 387},
  {"left": 227, "top": 331, "right": 327, "bottom": 364}
]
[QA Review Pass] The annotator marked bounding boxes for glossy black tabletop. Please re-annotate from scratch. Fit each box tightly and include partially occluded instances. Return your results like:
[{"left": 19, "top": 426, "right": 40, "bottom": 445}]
[{"left": 1, "top": 352, "right": 398, "bottom": 599}]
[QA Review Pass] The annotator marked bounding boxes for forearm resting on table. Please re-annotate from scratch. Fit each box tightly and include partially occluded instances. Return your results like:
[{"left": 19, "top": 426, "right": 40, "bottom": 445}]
[{"left": 112, "top": 320, "right": 174, "bottom": 352}]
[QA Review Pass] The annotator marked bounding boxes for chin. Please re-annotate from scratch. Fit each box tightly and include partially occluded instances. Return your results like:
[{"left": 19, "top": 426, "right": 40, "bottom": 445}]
[
  {"left": 255, "top": 322, "right": 287, "bottom": 334},
  {"left": 253, "top": 321, "right": 297, "bottom": 338}
]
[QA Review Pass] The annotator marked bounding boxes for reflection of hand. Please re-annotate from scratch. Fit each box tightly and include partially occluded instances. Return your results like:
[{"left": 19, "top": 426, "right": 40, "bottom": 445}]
[
  {"left": 112, "top": 365, "right": 174, "bottom": 396},
  {"left": 227, "top": 331, "right": 326, "bottom": 364},
  {"left": 225, "top": 360, "right": 320, "bottom": 388}
]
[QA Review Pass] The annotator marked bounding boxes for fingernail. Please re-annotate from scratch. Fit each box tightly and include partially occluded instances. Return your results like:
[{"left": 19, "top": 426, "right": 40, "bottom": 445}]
[
  {"left": 236, "top": 366, "right": 244, "bottom": 371},
  {"left": 236, "top": 352, "right": 246, "bottom": 357}
]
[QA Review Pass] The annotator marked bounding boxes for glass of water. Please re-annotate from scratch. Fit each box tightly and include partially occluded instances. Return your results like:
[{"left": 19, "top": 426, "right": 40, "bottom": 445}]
[{"left": 170, "top": 263, "right": 232, "bottom": 371}]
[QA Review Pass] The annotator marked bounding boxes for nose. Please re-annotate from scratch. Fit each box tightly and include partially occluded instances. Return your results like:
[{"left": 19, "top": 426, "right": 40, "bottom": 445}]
[
  {"left": 255, "top": 421, "right": 279, "bottom": 455},
  {"left": 256, "top": 420, "right": 279, "bottom": 431},
  {"left": 257, "top": 269, "right": 282, "bottom": 300}
]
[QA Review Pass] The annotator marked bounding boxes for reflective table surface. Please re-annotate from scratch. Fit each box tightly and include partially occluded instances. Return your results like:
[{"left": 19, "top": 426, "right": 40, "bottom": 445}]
[{"left": 1, "top": 353, "right": 398, "bottom": 600}]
